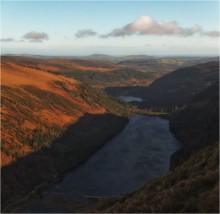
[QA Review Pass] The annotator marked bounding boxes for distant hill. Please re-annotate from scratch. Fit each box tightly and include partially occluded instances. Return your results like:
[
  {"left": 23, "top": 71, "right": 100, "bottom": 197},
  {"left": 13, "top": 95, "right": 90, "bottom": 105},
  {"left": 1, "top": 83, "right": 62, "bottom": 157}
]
[
  {"left": 86, "top": 54, "right": 117, "bottom": 61},
  {"left": 117, "top": 56, "right": 219, "bottom": 74}
]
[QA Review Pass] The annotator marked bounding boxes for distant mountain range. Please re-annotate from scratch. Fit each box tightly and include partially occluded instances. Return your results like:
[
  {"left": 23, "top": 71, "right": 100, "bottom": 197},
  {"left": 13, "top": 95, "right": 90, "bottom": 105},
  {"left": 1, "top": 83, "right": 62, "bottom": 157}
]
[{"left": 2, "top": 53, "right": 218, "bottom": 61}]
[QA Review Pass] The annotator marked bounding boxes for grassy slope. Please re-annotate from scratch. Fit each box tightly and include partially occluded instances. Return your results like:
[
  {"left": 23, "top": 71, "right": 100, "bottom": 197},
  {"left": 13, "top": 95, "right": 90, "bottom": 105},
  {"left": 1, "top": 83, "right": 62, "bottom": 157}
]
[{"left": 1, "top": 60, "right": 130, "bottom": 207}]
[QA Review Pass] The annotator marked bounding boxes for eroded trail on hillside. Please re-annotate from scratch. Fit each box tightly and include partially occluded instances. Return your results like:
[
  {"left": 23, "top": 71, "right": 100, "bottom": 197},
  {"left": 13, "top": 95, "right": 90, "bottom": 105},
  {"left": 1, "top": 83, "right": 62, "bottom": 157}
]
[{"left": 21, "top": 114, "right": 181, "bottom": 212}]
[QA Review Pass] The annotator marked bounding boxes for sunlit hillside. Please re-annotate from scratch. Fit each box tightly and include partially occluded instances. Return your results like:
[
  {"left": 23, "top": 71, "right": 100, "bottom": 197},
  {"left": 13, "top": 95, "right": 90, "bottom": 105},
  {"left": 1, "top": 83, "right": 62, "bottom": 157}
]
[{"left": 1, "top": 60, "right": 105, "bottom": 166}]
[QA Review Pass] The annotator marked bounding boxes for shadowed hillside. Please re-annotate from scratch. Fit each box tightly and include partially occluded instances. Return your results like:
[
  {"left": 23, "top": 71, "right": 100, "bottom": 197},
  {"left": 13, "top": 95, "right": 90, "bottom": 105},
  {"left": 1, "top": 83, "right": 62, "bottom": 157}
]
[
  {"left": 2, "top": 113, "right": 128, "bottom": 211},
  {"left": 170, "top": 82, "right": 219, "bottom": 168}
]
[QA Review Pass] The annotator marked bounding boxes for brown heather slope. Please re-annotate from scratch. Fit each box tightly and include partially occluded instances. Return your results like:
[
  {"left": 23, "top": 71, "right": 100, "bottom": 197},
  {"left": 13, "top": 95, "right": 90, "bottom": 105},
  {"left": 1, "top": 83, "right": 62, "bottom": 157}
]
[
  {"left": 1, "top": 59, "right": 130, "bottom": 208},
  {"left": 2, "top": 56, "right": 119, "bottom": 73},
  {"left": 1, "top": 56, "right": 152, "bottom": 87},
  {"left": 1, "top": 61, "right": 106, "bottom": 166}
]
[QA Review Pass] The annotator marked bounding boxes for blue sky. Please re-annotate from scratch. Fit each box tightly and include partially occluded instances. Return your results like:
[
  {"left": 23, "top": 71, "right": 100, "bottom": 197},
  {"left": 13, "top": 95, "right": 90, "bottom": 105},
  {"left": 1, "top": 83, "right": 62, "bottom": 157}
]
[{"left": 1, "top": 0, "right": 219, "bottom": 56}]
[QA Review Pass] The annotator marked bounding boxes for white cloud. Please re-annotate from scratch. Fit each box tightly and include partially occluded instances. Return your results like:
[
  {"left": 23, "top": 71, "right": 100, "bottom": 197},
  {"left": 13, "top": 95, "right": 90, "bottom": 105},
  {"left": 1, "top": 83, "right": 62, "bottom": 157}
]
[
  {"left": 101, "top": 16, "right": 219, "bottom": 39},
  {"left": 23, "top": 31, "right": 49, "bottom": 42},
  {"left": 75, "top": 29, "right": 97, "bottom": 38}
]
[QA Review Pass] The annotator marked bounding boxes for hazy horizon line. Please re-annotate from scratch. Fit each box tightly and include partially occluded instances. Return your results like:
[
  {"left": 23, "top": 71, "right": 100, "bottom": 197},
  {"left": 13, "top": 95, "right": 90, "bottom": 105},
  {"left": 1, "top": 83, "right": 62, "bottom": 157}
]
[{"left": 1, "top": 53, "right": 219, "bottom": 58}]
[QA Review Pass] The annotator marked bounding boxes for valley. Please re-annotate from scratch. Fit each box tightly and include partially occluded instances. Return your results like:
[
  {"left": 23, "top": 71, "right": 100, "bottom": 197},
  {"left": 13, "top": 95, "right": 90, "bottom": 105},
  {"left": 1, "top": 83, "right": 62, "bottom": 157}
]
[
  {"left": 1, "top": 1, "right": 219, "bottom": 213},
  {"left": 1, "top": 55, "right": 219, "bottom": 213}
]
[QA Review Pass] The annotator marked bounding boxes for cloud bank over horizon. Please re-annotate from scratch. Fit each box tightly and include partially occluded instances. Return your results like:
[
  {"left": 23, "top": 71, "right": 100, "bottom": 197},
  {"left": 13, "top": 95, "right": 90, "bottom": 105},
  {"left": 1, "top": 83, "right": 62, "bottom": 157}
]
[
  {"left": 100, "top": 16, "right": 219, "bottom": 38},
  {"left": 2, "top": 16, "right": 219, "bottom": 45},
  {"left": 1, "top": 38, "right": 15, "bottom": 42}
]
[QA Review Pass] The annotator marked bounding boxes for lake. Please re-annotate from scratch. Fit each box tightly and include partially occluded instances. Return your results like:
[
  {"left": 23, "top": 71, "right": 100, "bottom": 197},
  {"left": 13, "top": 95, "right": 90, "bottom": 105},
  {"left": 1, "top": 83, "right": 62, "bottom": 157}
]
[{"left": 21, "top": 114, "right": 181, "bottom": 212}]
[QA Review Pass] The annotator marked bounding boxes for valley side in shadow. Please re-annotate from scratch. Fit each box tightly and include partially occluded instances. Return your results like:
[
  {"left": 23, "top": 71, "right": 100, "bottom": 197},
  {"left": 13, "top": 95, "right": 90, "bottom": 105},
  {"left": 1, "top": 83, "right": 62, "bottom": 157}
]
[{"left": 1, "top": 113, "right": 128, "bottom": 212}]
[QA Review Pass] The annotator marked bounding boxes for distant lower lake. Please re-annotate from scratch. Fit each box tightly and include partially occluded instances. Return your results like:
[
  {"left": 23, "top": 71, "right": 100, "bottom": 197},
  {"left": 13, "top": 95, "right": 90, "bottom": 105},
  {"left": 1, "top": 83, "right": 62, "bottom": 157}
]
[{"left": 119, "top": 96, "right": 143, "bottom": 102}]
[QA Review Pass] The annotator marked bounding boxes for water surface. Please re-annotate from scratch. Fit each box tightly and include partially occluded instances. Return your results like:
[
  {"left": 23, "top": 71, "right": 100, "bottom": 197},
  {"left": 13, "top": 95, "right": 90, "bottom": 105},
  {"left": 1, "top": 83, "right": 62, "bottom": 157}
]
[
  {"left": 21, "top": 114, "right": 181, "bottom": 212},
  {"left": 119, "top": 96, "right": 143, "bottom": 102}
]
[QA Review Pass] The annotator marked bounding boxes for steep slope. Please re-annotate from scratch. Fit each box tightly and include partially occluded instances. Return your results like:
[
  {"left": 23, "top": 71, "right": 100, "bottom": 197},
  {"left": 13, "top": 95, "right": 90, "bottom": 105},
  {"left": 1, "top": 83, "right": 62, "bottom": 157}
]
[
  {"left": 170, "top": 82, "right": 219, "bottom": 168},
  {"left": 1, "top": 61, "right": 105, "bottom": 166},
  {"left": 1, "top": 60, "right": 129, "bottom": 207},
  {"left": 94, "top": 81, "right": 219, "bottom": 213}
]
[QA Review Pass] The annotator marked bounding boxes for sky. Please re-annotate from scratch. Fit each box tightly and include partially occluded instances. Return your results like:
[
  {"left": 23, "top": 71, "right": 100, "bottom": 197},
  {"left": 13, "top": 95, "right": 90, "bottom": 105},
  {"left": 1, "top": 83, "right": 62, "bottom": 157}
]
[{"left": 1, "top": 0, "right": 219, "bottom": 56}]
